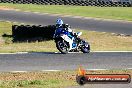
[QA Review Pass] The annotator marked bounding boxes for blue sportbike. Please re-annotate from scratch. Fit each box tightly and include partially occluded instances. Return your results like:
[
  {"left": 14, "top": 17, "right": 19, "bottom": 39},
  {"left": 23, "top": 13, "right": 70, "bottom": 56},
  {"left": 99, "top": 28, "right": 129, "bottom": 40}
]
[{"left": 53, "top": 24, "right": 90, "bottom": 54}]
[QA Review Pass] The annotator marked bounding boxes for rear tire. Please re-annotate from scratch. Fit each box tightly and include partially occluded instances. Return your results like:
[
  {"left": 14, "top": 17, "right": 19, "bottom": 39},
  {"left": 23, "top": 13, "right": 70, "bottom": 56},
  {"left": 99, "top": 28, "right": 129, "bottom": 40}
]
[
  {"left": 56, "top": 40, "right": 69, "bottom": 54},
  {"left": 81, "top": 41, "right": 90, "bottom": 53}
]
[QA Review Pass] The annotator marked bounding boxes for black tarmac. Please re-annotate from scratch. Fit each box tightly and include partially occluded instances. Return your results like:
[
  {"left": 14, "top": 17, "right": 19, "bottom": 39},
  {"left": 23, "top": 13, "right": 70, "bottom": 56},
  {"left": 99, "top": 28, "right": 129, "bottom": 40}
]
[{"left": 0, "top": 52, "right": 131, "bottom": 72}]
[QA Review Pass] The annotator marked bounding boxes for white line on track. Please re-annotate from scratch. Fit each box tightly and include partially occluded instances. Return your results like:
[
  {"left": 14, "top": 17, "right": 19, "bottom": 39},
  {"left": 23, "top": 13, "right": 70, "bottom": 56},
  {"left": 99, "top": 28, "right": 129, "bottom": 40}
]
[
  {"left": 10, "top": 70, "right": 61, "bottom": 73},
  {"left": 0, "top": 51, "right": 132, "bottom": 55},
  {"left": 86, "top": 68, "right": 132, "bottom": 70},
  {"left": 8, "top": 68, "right": 132, "bottom": 73},
  {"left": 86, "top": 69, "right": 108, "bottom": 71},
  {"left": 92, "top": 51, "right": 132, "bottom": 53},
  {"left": 10, "top": 71, "right": 28, "bottom": 73},
  {"left": 127, "top": 68, "right": 132, "bottom": 70},
  {"left": 41, "top": 70, "right": 61, "bottom": 72},
  {"left": 0, "top": 52, "right": 28, "bottom": 54}
]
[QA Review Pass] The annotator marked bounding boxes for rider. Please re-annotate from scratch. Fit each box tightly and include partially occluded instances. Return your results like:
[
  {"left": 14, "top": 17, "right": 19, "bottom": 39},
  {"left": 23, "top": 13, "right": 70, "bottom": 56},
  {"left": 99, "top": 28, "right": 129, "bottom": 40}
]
[{"left": 55, "top": 18, "right": 77, "bottom": 50}]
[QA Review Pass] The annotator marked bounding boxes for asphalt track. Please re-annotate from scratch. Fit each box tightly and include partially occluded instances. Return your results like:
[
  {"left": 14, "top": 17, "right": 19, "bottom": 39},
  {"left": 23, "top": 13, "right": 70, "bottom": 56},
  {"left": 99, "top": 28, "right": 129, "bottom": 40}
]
[
  {"left": 0, "top": 10, "right": 132, "bottom": 35},
  {"left": 0, "top": 52, "right": 132, "bottom": 72},
  {"left": 1, "top": 52, "right": 131, "bottom": 88}
]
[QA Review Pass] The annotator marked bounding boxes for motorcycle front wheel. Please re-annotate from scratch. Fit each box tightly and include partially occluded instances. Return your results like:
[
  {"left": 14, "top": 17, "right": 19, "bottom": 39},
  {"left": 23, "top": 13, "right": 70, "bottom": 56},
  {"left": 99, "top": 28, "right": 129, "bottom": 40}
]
[
  {"left": 56, "top": 40, "right": 69, "bottom": 54},
  {"left": 80, "top": 41, "right": 90, "bottom": 53}
]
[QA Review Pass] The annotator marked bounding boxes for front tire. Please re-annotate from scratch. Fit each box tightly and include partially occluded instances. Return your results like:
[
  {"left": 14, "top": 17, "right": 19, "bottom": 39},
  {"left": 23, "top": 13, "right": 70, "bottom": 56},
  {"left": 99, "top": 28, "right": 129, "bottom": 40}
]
[
  {"left": 56, "top": 40, "right": 69, "bottom": 54},
  {"left": 81, "top": 41, "right": 90, "bottom": 53}
]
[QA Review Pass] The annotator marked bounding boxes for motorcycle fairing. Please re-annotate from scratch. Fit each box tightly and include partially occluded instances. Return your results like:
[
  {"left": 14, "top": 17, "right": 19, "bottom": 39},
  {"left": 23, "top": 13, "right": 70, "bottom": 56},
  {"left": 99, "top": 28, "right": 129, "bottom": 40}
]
[{"left": 60, "top": 34, "right": 73, "bottom": 44}]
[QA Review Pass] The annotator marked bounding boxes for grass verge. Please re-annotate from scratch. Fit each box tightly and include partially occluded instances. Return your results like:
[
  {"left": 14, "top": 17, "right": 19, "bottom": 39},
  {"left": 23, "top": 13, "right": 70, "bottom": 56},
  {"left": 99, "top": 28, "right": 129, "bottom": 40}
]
[
  {"left": 0, "top": 71, "right": 76, "bottom": 88},
  {"left": 0, "top": 70, "right": 131, "bottom": 88},
  {"left": 0, "top": 3, "right": 132, "bottom": 21},
  {"left": 0, "top": 21, "right": 132, "bottom": 53}
]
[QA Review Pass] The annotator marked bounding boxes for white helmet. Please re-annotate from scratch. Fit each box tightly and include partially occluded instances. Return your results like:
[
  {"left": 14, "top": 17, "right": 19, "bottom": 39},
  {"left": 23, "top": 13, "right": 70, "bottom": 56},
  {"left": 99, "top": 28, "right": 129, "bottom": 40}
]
[{"left": 56, "top": 18, "right": 63, "bottom": 27}]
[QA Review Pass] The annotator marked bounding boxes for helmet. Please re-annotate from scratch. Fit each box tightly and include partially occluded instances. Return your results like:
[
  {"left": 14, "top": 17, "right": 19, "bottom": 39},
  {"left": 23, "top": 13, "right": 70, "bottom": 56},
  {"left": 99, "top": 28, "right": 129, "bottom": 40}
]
[{"left": 56, "top": 18, "right": 63, "bottom": 27}]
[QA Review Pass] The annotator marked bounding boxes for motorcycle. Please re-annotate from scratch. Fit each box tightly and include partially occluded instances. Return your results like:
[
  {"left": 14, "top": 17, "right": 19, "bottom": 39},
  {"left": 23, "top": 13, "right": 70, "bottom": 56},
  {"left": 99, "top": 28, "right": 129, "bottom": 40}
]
[{"left": 53, "top": 25, "right": 90, "bottom": 54}]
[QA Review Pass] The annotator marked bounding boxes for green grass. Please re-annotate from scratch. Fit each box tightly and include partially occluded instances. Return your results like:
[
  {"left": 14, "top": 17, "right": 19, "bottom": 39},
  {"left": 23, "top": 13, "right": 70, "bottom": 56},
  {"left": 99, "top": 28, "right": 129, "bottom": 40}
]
[
  {"left": 0, "top": 79, "right": 74, "bottom": 88},
  {"left": 0, "top": 3, "right": 132, "bottom": 21},
  {"left": 0, "top": 21, "right": 12, "bottom": 35},
  {"left": 0, "top": 21, "right": 132, "bottom": 53}
]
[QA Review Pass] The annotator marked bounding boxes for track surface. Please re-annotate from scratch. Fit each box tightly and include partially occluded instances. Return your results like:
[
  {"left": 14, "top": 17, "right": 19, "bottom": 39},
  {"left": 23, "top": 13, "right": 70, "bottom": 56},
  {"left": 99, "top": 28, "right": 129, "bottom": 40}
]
[
  {"left": 0, "top": 10, "right": 132, "bottom": 35},
  {"left": 0, "top": 52, "right": 132, "bottom": 72},
  {"left": 0, "top": 52, "right": 130, "bottom": 88}
]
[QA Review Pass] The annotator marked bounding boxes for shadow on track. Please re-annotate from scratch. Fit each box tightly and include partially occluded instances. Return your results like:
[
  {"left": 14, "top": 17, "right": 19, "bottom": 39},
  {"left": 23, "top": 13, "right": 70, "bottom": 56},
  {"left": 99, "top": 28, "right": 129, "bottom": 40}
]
[
  {"left": 28, "top": 52, "right": 61, "bottom": 55},
  {"left": 28, "top": 52, "right": 83, "bottom": 55}
]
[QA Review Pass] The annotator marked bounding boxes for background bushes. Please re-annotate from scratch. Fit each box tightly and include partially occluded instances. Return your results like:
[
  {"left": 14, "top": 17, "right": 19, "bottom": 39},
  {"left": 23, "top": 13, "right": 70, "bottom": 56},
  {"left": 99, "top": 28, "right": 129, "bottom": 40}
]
[{"left": 0, "top": 0, "right": 132, "bottom": 7}]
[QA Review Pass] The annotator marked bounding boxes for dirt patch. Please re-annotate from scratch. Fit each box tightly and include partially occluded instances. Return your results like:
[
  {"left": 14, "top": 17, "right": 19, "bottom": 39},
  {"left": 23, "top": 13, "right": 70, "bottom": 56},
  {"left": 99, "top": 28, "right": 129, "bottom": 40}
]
[
  {"left": 0, "top": 71, "right": 76, "bottom": 81},
  {"left": 0, "top": 6, "right": 15, "bottom": 10},
  {"left": 0, "top": 37, "right": 4, "bottom": 45}
]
